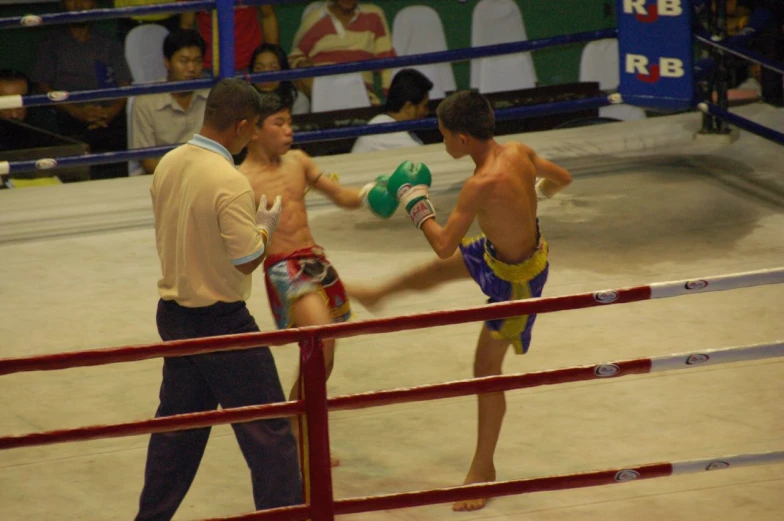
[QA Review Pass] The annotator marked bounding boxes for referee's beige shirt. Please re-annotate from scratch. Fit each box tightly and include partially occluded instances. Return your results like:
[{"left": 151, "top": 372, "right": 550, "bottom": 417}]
[{"left": 151, "top": 134, "right": 265, "bottom": 307}]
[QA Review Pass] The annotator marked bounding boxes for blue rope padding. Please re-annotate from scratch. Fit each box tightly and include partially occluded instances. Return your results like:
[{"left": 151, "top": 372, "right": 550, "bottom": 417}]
[
  {"left": 295, "top": 96, "right": 612, "bottom": 143},
  {"left": 0, "top": 0, "right": 308, "bottom": 29},
  {"left": 2, "top": 96, "right": 611, "bottom": 174},
  {"left": 245, "top": 29, "right": 618, "bottom": 85},
  {"left": 694, "top": 30, "right": 784, "bottom": 76},
  {"left": 15, "top": 28, "right": 617, "bottom": 108},
  {"left": 21, "top": 79, "right": 216, "bottom": 108},
  {"left": 0, "top": 1, "right": 214, "bottom": 29},
  {"left": 698, "top": 102, "right": 784, "bottom": 146}
]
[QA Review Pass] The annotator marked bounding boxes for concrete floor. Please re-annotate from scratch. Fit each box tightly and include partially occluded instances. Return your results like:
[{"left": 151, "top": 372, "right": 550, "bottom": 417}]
[{"left": 1, "top": 103, "right": 783, "bottom": 521}]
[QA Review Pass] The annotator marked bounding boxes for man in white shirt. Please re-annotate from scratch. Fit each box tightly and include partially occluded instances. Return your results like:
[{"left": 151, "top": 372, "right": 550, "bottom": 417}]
[
  {"left": 351, "top": 68, "right": 433, "bottom": 153},
  {"left": 131, "top": 29, "right": 210, "bottom": 174}
]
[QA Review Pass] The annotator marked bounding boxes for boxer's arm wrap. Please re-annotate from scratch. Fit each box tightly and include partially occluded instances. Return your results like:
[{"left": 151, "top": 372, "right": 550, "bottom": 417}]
[
  {"left": 305, "top": 171, "right": 340, "bottom": 195},
  {"left": 535, "top": 178, "right": 552, "bottom": 201}
]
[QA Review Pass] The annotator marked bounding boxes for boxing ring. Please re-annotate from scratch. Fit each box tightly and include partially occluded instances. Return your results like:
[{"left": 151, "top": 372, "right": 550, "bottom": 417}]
[{"left": 2, "top": 1, "right": 784, "bottom": 520}]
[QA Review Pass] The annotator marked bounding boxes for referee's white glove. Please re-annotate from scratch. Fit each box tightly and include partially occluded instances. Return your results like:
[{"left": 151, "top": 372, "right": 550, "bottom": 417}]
[{"left": 256, "top": 195, "right": 282, "bottom": 241}]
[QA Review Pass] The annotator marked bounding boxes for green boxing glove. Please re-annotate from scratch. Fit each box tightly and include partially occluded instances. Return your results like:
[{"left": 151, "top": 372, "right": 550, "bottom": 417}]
[
  {"left": 386, "top": 160, "right": 435, "bottom": 229},
  {"left": 359, "top": 175, "right": 399, "bottom": 218}
]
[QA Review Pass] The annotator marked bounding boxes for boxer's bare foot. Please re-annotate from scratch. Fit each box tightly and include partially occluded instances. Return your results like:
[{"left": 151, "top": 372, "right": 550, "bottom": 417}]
[{"left": 452, "top": 463, "right": 495, "bottom": 512}]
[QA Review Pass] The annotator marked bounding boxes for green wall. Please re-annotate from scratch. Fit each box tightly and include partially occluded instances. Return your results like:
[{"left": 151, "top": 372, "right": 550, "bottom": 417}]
[
  {"left": 0, "top": 0, "right": 616, "bottom": 89},
  {"left": 277, "top": 0, "right": 616, "bottom": 88}
]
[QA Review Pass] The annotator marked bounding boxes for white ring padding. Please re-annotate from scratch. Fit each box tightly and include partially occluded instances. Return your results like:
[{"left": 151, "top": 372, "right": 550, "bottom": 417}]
[
  {"left": 650, "top": 267, "right": 784, "bottom": 299},
  {"left": 649, "top": 341, "right": 784, "bottom": 373},
  {"left": 0, "top": 94, "right": 23, "bottom": 110},
  {"left": 671, "top": 450, "right": 784, "bottom": 476},
  {"left": 20, "top": 15, "right": 43, "bottom": 26},
  {"left": 0, "top": 161, "right": 10, "bottom": 175}
]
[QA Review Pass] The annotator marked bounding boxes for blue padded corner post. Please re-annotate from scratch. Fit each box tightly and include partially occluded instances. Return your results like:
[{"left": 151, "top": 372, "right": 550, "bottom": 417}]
[
  {"left": 216, "top": 0, "right": 235, "bottom": 78},
  {"left": 616, "top": 0, "right": 695, "bottom": 111}
]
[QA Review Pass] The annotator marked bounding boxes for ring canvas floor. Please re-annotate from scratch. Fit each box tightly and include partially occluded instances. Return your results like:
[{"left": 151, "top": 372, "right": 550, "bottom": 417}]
[{"left": 1, "top": 103, "right": 783, "bottom": 521}]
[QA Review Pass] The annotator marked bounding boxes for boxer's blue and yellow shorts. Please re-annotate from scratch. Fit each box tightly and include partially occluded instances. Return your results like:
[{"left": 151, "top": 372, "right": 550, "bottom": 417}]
[{"left": 459, "top": 230, "right": 549, "bottom": 354}]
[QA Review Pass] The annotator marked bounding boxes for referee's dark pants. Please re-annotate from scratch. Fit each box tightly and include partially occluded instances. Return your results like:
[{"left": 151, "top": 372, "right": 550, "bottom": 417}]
[{"left": 134, "top": 299, "right": 302, "bottom": 521}]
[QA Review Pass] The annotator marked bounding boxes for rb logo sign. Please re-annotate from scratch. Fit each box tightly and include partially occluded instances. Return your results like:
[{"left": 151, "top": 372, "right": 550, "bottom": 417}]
[
  {"left": 625, "top": 54, "right": 685, "bottom": 83},
  {"left": 622, "top": 0, "right": 683, "bottom": 23}
]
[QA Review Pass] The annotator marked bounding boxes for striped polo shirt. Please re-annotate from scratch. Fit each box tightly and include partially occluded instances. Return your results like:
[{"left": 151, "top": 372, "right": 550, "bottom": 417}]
[{"left": 289, "top": 3, "right": 396, "bottom": 91}]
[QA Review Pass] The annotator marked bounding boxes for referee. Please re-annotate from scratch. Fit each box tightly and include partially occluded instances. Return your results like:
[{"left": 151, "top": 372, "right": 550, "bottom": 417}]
[{"left": 135, "top": 78, "right": 301, "bottom": 521}]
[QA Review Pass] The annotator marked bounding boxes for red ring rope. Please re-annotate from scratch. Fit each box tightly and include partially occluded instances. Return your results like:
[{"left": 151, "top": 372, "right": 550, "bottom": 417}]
[
  {"left": 2, "top": 341, "right": 781, "bottom": 450},
  {"left": 2, "top": 268, "right": 782, "bottom": 521},
  {"left": 1, "top": 267, "right": 782, "bottom": 376}
]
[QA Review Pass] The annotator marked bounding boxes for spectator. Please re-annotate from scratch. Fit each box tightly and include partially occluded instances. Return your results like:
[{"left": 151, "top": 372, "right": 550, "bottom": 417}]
[
  {"left": 131, "top": 29, "right": 209, "bottom": 174},
  {"left": 32, "top": 0, "right": 132, "bottom": 180},
  {"left": 249, "top": 43, "right": 310, "bottom": 115},
  {"left": 351, "top": 69, "right": 433, "bottom": 153},
  {"left": 0, "top": 69, "right": 29, "bottom": 122},
  {"left": 113, "top": 0, "right": 181, "bottom": 42},
  {"left": 0, "top": 69, "right": 60, "bottom": 186},
  {"left": 695, "top": 1, "right": 784, "bottom": 96},
  {"left": 180, "top": 3, "right": 278, "bottom": 72},
  {"left": 289, "top": 0, "right": 395, "bottom": 105}
]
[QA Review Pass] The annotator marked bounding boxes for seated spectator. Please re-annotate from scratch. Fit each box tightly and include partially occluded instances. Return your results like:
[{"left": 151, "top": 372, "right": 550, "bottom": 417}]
[
  {"left": 1, "top": 69, "right": 61, "bottom": 186},
  {"left": 32, "top": 0, "right": 132, "bottom": 180},
  {"left": 131, "top": 30, "right": 209, "bottom": 174},
  {"left": 0, "top": 69, "right": 29, "bottom": 122},
  {"left": 289, "top": 0, "right": 395, "bottom": 105},
  {"left": 113, "top": 0, "right": 180, "bottom": 41},
  {"left": 351, "top": 69, "right": 432, "bottom": 153},
  {"left": 249, "top": 43, "right": 310, "bottom": 115},
  {"left": 179, "top": 2, "right": 278, "bottom": 72},
  {"left": 694, "top": 0, "right": 784, "bottom": 104}
]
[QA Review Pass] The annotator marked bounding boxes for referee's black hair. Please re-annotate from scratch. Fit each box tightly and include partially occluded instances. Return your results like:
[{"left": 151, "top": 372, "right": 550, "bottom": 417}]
[{"left": 203, "top": 78, "right": 264, "bottom": 131}]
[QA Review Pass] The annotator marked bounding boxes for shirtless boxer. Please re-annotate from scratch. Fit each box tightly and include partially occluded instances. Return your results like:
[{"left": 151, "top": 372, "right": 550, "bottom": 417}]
[
  {"left": 238, "top": 91, "right": 398, "bottom": 466},
  {"left": 347, "top": 90, "right": 573, "bottom": 510}
]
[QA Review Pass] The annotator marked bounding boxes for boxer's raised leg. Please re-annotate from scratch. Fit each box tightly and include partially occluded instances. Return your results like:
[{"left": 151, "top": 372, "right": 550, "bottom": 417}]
[{"left": 346, "top": 249, "right": 470, "bottom": 310}]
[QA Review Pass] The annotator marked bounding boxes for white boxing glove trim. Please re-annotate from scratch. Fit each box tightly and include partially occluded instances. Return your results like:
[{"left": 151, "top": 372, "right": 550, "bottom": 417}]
[
  {"left": 399, "top": 184, "right": 430, "bottom": 207},
  {"left": 408, "top": 198, "right": 435, "bottom": 229}
]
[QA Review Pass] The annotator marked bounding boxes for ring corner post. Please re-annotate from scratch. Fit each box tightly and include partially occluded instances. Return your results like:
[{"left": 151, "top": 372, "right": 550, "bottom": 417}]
[
  {"left": 695, "top": 0, "right": 739, "bottom": 142},
  {"left": 215, "top": 0, "right": 235, "bottom": 79},
  {"left": 713, "top": 0, "right": 730, "bottom": 134},
  {"left": 300, "top": 334, "right": 335, "bottom": 521},
  {"left": 616, "top": 0, "right": 695, "bottom": 113}
]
